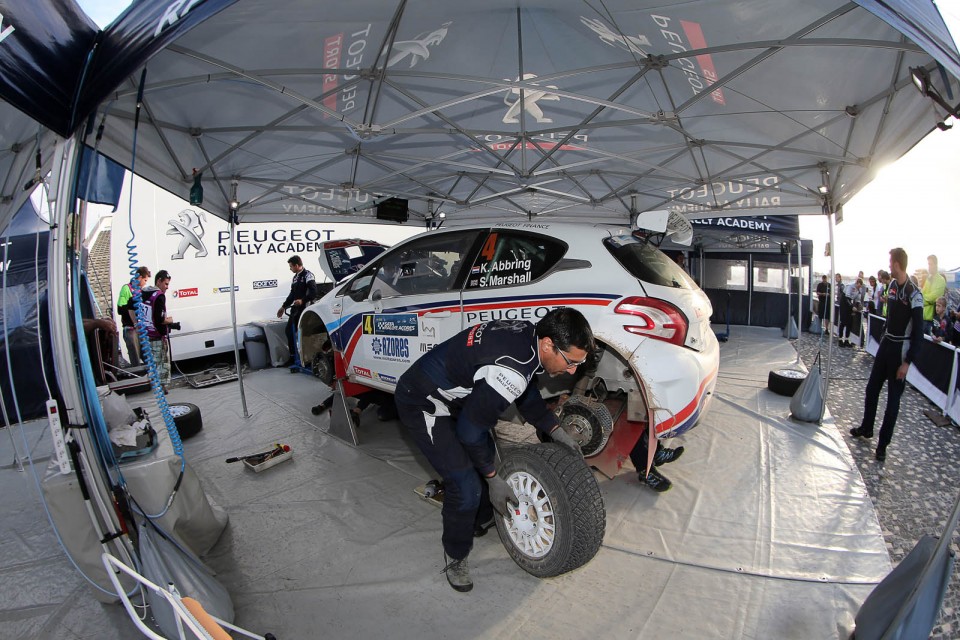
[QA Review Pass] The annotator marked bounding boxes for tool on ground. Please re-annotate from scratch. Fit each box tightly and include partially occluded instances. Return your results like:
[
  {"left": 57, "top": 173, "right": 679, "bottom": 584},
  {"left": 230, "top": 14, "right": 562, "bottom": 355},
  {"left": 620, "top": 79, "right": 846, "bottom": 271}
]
[{"left": 225, "top": 444, "right": 289, "bottom": 465}]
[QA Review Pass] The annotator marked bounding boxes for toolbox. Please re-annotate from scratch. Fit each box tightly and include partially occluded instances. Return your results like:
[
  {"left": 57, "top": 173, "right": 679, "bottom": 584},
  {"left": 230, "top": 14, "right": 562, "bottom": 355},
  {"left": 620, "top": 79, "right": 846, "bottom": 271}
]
[{"left": 241, "top": 445, "right": 293, "bottom": 472}]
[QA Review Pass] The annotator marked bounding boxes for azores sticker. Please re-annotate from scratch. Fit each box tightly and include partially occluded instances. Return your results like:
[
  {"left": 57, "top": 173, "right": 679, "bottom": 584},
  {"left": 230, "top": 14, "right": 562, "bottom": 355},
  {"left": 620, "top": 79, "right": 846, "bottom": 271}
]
[{"left": 370, "top": 337, "right": 410, "bottom": 362}]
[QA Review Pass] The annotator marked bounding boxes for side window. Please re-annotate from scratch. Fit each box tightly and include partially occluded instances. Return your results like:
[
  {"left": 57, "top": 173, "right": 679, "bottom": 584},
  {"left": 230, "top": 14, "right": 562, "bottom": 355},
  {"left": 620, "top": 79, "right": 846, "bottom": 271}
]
[
  {"left": 340, "top": 259, "right": 380, "bottom": 299},
  {"left": 465, "top": 231, "right": 567, "bottom": 290},
  {"left": 368, "top": 231, "right": 479, "bottom": 298}
]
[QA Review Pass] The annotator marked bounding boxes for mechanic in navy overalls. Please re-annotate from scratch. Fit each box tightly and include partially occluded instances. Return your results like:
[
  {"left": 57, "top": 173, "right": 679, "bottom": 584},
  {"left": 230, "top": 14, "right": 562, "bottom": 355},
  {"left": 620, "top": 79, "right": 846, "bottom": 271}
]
[
  {"left": 850, "top": 247, "right": 924, "bottom": 462},
  {"left": 395, "top": 308, "right": 592, "bottom": 592},
  {"left": 276, "top": 254, "right": 317, "bottom": 366}
]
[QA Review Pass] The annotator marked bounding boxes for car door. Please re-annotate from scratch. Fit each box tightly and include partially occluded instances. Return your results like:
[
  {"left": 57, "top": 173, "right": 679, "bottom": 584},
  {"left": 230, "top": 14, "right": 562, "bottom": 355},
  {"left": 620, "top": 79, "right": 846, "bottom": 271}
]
[{"left": 334, "top": 229, "right": 484, "bottom": 391}]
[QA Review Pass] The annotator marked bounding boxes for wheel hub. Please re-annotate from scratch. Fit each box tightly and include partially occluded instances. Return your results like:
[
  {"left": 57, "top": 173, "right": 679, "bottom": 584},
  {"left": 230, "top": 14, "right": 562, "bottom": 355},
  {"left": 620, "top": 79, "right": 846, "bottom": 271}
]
[
  {"left": 504, "top": 471, "right": 556, "bottom": 558},
  {"left": 559, "top": 396, "right": 613, "bottom": 457},
  {"left": 562, "top": 413, "right": 594, "bottom": 447},
  {"left": 168, "top": 405, "right": 190, "bottom": 418}
]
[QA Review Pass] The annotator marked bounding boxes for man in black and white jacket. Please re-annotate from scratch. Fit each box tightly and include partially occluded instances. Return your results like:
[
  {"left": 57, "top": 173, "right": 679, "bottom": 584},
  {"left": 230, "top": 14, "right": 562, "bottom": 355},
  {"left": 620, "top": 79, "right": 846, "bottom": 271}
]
[{"left": 394, "top": 308, "right": 592, "bottom": 592}]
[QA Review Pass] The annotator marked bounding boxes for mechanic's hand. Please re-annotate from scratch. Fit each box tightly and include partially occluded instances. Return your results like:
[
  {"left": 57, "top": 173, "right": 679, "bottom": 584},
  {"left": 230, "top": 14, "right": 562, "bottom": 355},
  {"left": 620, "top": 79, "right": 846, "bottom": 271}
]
[
  {"left": 487, "top": 474, "right": 518, "bottom": 517},
  {"left": 549, "top": 425, "right": 581, "bottom": 454},
  {"left": 276, "top": 307, "right": 284, "bottom": 319}
]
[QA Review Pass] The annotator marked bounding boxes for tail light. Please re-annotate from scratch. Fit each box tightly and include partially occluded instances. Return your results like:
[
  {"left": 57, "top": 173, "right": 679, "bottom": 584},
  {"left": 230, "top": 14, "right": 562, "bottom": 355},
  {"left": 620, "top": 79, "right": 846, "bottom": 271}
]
[{"left": 615, "top": 296, "right": 688, "bottom": 346}]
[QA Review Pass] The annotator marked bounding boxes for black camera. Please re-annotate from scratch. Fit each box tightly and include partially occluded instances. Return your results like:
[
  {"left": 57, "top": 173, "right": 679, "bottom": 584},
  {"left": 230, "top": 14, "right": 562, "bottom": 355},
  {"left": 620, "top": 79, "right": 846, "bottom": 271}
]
[{"left": 169, "top": 321, "right": 182, "bottom": 331}]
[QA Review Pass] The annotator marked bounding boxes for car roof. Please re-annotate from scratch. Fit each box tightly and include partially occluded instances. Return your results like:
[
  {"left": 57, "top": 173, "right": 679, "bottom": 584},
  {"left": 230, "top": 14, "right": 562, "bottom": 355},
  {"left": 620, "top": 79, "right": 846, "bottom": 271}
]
[{"left": 432, "top": 221, "right": 634, "bottom": 242}]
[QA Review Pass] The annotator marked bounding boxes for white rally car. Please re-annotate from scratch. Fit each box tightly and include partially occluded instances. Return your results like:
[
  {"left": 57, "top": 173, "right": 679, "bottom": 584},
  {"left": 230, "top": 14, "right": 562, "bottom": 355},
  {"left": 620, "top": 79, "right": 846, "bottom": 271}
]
[{"left": 299, "top": 222, "right": 719, "bottom": 478}]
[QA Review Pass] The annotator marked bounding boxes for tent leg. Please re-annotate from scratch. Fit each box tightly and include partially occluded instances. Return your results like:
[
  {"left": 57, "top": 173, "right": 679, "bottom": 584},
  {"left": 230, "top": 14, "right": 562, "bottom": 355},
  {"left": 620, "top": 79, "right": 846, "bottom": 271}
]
[{"left": 227, "top": 212, "right": 249, "bottom": 419}]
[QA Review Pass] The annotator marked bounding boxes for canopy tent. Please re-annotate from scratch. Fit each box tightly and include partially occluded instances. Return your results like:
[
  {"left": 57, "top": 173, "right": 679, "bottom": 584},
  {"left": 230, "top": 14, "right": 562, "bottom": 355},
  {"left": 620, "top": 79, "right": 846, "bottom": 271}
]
[
  {"left": 1, "top": 0, "right": 959, "bottom": 234},
  {"left": 0, "top": 3, "right": 957, "bottom": 631}
]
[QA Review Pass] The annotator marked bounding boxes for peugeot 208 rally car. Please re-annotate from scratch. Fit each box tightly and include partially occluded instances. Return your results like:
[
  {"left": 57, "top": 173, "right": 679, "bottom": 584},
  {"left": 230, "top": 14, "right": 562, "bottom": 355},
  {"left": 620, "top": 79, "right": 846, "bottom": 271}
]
[{"left": 298, "top": 222, "right": 719, "bottom": 477}]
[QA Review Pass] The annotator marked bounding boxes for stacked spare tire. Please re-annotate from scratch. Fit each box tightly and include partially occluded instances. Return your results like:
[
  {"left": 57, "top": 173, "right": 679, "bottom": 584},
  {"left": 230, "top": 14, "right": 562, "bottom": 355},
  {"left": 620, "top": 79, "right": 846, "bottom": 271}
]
[{"left": 495, "top": 442, "right": 605, "bottom": 578}]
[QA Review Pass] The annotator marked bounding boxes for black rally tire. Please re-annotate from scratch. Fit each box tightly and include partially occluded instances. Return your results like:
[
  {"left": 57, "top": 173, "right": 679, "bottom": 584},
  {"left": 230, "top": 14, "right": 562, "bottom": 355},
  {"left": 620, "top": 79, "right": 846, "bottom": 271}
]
[
  {"left": 168, "top": 403, "right": 203, "bottom": 440},
  {"left": 496, "top": 443, "right": 605, "bottom": 578},
  {"left": 768, "top": 368, "right": 806, "bottom": 396}
]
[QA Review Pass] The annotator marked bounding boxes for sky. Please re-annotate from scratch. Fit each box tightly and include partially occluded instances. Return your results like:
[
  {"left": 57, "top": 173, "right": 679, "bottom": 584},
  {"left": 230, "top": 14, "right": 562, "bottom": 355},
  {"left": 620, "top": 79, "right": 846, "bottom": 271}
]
[{"left": 77, "top": 0, "right": 960, "bottom": 277}]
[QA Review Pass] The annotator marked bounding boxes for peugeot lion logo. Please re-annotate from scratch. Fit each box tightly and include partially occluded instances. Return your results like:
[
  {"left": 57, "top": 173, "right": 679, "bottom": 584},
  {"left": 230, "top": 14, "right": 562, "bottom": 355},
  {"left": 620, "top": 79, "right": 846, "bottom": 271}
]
[
  {"left": 167, "top": 208, "right": 208, "bottom": 259},
  {"left": 502, "top": 73, "right": 559, "bottom": 124}
]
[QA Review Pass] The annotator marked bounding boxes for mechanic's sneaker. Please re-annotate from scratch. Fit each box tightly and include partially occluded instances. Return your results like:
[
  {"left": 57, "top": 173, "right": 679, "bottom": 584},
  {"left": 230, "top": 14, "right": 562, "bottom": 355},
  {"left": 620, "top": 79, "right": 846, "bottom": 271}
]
[
  {"left": 849, "top": 426, "right": 874, "bottom": 439},
  {"left": 653, "top": 445, "right": 684, "bottom": 466},
  {"left": 442, "top": 554, "right": 473, "bottom": 592},
  {"left": 641, "top": 467, "right": 672, "bottom": 493},
  {"left": 875, "top": 446, "right": 887, "bottom": 462},
  {"left": 350, "top": 408, "right": 362, "bottom": 427},
  {"left": 474, "top": 516, "right": 496, "bottom": 538}
]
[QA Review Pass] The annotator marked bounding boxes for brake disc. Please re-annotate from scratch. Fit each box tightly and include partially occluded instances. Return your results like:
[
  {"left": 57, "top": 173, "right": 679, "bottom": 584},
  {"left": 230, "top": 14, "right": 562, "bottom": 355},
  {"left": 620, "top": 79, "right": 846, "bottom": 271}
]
[
  {"left": 559, "top": 395, "right": 613, "bottom": 457},
  {"left": 312, "top": 352, "right": 334, "bottom": 385}
]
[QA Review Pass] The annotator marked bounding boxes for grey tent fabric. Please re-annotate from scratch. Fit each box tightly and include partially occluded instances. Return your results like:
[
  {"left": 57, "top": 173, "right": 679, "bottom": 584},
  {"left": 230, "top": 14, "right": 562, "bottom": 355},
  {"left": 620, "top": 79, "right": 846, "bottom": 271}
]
[
  {"left": 53, "top": 0, "right": 960, "bottom": 226},
  {"left": 1, "top": 1, "right": 959, "bottom": 228},
  {"left": 856, "top": 0, "right": 960, "bottom": 80}
]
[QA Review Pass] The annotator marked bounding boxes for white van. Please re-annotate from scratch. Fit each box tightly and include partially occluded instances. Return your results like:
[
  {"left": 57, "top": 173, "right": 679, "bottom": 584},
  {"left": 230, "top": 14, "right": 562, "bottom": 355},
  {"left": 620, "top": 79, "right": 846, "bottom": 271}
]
[{"left": 108, "top": 180, "right": 416, "bottom": 361}]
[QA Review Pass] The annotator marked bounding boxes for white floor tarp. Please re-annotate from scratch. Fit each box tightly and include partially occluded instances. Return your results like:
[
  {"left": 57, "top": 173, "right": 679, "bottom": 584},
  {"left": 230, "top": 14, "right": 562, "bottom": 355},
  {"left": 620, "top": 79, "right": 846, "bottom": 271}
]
[{"left": 1, "top": 326, "right": 890, "bottom": 639}]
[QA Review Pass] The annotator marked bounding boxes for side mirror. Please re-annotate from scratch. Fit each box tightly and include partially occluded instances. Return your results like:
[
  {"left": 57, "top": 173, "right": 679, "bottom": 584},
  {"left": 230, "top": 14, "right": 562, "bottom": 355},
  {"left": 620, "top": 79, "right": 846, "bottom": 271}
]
[{"left": 371, "top": 289, "right": 382, "bottom": 302}]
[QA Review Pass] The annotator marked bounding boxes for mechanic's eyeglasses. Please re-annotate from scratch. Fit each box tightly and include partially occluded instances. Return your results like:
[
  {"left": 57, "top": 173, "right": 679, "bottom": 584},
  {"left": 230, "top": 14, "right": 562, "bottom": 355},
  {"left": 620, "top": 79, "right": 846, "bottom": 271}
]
[{"left": 555, "top": 346, "right": 587, "bottom": 368}]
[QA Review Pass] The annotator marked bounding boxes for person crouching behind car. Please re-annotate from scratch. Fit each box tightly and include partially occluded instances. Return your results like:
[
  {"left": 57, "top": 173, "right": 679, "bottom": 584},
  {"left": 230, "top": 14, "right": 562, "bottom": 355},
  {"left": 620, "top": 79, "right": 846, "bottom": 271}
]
[
  {"left": 394, "top": 308, "right": 592, "bottom": 592},
  {"left": 630, "top": 431, "right": 685, "bottom": 493}
]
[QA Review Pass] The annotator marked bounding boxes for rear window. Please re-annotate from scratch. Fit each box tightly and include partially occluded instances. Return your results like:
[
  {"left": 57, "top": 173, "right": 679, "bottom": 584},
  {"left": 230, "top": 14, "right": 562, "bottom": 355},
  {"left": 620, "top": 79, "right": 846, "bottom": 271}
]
[
  {"left": 603, "top": 235, "right": 697, "bottom": 289},
  {"left": 324, "top": 242, "right": 387, "bottom": 282}
]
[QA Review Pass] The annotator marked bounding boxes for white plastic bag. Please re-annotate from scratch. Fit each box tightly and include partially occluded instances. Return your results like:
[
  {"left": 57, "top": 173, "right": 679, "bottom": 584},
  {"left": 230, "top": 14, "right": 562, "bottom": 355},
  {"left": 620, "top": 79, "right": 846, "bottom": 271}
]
[{"left": 97, "top": 386, "right": 137, "bottom": 431}]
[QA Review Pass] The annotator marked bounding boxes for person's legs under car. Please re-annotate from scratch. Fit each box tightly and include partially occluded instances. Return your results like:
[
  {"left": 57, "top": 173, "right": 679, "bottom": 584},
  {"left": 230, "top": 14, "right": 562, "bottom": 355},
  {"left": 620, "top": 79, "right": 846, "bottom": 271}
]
[{"left": 629, "top": 433, "right": 682, "bottom": 492}]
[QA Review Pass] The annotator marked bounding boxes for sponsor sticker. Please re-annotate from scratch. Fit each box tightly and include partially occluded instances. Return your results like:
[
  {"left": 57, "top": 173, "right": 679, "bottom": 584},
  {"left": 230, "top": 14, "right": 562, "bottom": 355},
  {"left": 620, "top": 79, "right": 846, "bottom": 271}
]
[
  {"left": 353, "top": 366, "right": 372, "bottom": 378},
  {"left": 370, "top": 337, "right": 410, "bottom": 362},
  {"left": 253, "top": 279, "right": 278, "bottom": 290},
  {"left": 173, "top": 287, "right": 199, "bottom": 298},
  {"left": 213, "top": 286, "right": 240, "bottom": 294},
  {"left": 377, "top": 373, "right": 397, "bottom": 384},
  {"left": 362, "top": 313, "right": 419, "bottom": 336}
]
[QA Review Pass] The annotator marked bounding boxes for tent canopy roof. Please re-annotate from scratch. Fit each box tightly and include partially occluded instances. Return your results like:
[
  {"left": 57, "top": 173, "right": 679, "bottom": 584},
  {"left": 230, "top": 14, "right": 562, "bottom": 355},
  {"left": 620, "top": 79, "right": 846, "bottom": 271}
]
[{"left": 1, "top": 0, "right": 959, "bottom": 228}]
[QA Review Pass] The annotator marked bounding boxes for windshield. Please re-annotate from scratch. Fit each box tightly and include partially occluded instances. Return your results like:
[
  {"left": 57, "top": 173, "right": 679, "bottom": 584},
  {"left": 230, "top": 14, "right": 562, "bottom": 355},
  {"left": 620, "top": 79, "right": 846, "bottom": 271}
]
[{"left": 603, "top": 235, "right": 697, "bottom": 289}]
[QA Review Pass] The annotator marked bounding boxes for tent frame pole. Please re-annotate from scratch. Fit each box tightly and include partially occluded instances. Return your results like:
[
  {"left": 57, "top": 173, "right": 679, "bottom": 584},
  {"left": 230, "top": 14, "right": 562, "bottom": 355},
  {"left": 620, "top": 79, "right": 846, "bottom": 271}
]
[{"left": 227, "top": 211, "right": 249, "bottom": 419}]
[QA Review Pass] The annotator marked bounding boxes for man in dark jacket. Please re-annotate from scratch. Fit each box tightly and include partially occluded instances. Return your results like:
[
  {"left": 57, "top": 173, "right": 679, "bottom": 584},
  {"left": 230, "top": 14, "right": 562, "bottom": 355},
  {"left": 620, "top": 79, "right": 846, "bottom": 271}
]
[
  {"left": 816, "top": 275, "right": 830, "bottom": 323},
  {"left": 394, "top": 308, "right": 592, "bottom": 592},
  {"left": 850, "top": 247, "right": 924, "bottom": 461},
  {"left": 276, "top": 255, "right": 317, "bottom": 366}
]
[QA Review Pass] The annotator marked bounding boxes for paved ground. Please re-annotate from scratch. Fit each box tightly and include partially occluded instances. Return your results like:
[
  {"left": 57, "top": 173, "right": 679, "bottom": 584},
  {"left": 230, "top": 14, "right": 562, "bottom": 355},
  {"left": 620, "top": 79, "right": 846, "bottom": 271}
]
[{"left": 794, "top": 331, "right": 960, "bottom": 639}]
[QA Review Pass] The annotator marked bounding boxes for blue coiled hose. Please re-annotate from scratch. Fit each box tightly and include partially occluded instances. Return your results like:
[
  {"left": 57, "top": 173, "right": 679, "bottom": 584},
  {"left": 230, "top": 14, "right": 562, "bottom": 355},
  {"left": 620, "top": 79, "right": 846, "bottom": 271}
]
[{"left": 122, "top": 69, "right": 185, "bottom": 517}]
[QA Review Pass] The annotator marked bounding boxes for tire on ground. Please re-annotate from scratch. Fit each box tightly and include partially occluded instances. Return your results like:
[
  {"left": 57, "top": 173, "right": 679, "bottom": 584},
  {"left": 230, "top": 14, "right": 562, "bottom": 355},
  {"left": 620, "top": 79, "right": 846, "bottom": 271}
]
[
  {"left": 767, "top": 368, "right": 806, "bottom": 396},
  {"left": 496, "top": 443, "right": 605, "bottom": 578},
  {"left": 168, "top": 403, "right": 203, "bottom": 439}
]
